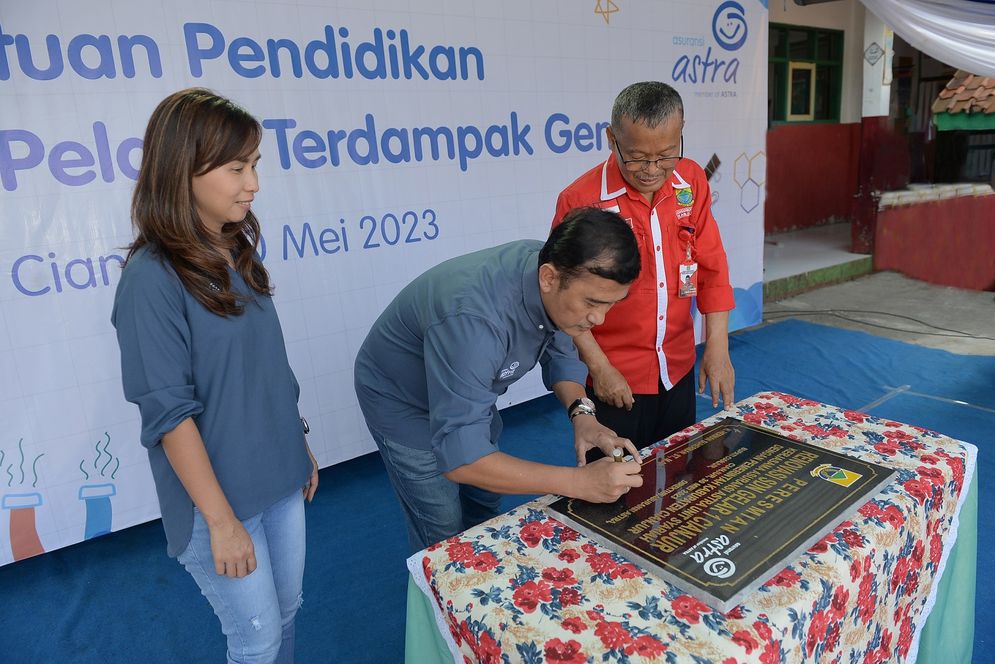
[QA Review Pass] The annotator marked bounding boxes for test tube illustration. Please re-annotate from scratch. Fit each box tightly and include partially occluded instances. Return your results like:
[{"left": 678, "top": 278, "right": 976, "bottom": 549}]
[
  {"left": 78, "top": 432, "right": 120, "bottom": 540},
  {"left": 2, "top": 441, "right": 47, "bottom": 561},
  {"left": 2, "top": 492, "right": 45, "bottom": 561},
  {"left": 79, "top": 483, "right": 116, "bottom": 539}
]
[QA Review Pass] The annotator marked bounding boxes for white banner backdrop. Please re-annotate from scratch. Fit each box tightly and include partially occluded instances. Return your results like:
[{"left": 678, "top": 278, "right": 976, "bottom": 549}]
[{"left": 0, "top": 0, "right": 767, "bottom": 565}]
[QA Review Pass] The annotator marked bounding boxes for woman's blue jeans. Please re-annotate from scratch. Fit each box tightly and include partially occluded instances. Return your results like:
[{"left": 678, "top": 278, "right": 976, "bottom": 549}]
[{"left": 177, "top": 490, "right": 305, "bottom": 664}]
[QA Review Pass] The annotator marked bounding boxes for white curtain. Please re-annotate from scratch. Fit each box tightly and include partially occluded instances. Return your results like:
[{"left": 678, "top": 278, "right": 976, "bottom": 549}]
[{"left": 860, "top": 0, "right": 995, "bottom": 77}]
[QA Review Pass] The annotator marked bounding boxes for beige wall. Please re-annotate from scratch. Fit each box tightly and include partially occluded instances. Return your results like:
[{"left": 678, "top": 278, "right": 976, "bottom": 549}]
[{"left": 769, "top": 0, "right": 866, "bottom": 123}]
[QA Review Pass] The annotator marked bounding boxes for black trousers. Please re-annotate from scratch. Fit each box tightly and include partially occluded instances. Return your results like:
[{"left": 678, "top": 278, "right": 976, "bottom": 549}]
[{"left": 584, "top": 370, "right": 695, "bottom": 462}]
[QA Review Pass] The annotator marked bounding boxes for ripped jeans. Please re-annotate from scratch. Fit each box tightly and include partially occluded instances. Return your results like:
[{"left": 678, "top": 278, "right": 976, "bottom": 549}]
[{"left": 178, "top": 490, "right": 305, "bottom": 664}]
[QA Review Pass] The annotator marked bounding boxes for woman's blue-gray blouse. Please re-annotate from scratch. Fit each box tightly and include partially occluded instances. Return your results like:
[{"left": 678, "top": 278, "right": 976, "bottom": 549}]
[{"left": 112, "top": 246, "right": 312, "bottom": 557}]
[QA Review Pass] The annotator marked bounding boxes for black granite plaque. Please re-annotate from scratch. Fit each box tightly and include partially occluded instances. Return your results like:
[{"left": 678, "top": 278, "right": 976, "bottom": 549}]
[{"left": 545, "top": 418, "right": 895, "bottom": 612}]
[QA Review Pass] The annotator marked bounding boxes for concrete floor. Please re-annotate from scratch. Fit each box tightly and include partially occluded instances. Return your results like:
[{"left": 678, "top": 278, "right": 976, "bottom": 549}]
[
  {"left": 763, "top": 222, "right": 995, "bottom": 355},
  {"left": 763, "top": 222, "right": 867, "bottom": 282},
  {"left": 761, "top": 240, "right": 995, "bottom": 357}
]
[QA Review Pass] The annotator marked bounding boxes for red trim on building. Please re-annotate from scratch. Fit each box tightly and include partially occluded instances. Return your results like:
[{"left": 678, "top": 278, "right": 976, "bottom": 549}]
[{"left": 874, "top": 195, "right": 995, "bottom": 291}]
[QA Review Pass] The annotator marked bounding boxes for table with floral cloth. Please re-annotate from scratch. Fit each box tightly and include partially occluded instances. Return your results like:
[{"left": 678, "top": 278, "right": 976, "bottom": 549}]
[{"left": 405, "top": 392, "right": 978, "bottom": 664}]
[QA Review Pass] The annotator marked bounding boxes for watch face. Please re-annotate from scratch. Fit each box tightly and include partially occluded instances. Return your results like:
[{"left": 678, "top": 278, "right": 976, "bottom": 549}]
[{"left": 569, "top": 397, "right": 597, "bottom": 418}]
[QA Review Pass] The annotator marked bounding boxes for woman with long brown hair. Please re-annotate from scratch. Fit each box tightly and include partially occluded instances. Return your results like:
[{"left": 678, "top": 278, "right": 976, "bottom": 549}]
[{"left": 112, "top": 88, "right": 318, "bottom": 663}]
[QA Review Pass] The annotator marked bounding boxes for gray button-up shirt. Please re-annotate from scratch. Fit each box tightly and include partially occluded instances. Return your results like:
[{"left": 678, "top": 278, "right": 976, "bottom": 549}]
[{"left": 354, "top": 240, "right": 588, "bottom": 471}]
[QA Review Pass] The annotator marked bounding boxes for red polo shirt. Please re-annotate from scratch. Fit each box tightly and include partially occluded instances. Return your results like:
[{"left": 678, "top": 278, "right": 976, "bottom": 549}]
[{"left": 552, "top": 154, "right": 734, "bottom": 394}]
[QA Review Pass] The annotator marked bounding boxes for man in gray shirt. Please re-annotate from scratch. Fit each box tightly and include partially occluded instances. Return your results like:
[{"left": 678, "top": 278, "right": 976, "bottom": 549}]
[{"left": 354, "top": 208, "right": 645, "bottom": 552}]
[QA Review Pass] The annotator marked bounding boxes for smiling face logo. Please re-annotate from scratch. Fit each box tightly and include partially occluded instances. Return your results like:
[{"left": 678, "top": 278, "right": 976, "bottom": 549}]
[{"left": 712, "top": 1, "right": 748, "bottom": 51}]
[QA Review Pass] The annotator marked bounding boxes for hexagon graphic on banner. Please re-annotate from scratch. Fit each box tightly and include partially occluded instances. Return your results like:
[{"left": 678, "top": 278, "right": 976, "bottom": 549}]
[{"left": 733, "top": 151, "right": 766, "bottom": 213}]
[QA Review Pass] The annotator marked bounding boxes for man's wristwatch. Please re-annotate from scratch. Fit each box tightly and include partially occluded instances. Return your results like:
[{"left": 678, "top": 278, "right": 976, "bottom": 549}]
[{"left": 567, "top": 397, "right": 596, "bottom": 420}]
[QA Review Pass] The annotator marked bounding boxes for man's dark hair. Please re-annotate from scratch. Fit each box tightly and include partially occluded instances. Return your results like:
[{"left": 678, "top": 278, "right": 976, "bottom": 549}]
[
  {"left": 540, "top": 207, "right": 640, "bottom": 286},
  {"left": 611, "top": 81, "right": 684, "bottom": 131}
]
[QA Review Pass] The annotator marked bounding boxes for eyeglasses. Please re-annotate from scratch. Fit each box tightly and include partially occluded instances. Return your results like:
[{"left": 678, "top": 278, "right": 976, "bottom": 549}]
[{"left": 614, "top": 136, "right": 684, "bottom": 173}]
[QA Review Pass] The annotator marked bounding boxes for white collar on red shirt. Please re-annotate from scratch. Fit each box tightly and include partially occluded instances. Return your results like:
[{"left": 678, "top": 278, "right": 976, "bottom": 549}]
[{"left": 599, "top": 155, "right": 689, "bottom": 202}]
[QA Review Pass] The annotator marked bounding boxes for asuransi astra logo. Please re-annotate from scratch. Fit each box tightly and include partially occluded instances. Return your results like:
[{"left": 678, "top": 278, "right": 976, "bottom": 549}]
[
  {"left": 703, "top": 557, "right": 736, "bottom": 578},
  {"left": 671, "top": 2, "right": 745, "bottom": 84},
  {"left": 499, "top": 361, "right": 520, "bottom": 380},
  {"left": 712, "top": 1, "right": 748, "bottom": 52}
]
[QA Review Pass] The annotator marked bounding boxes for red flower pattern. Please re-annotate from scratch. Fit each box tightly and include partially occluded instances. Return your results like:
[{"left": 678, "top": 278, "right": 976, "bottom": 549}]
[
  {"left": 559, "top": 586, "right": 582, "bottom": 607},
  {"left": 849, "top": 557, "right": 862, "bottom": 582},
  {"left": 469, "top": 552, "right": 499, "bottom": 572},
  {"left": 743, "top": 412, "right": 764, "bottom": 425},
  {"left": 594, "top": 621, "right": 632, "bottom": 650},
  {"left": 858, "top": 572, "right": 877, "bottom": 623},
  {"left": 859, "top": 502, "right": 884, "bottom": 520},
  {"left": 829, "top": 586, "right": 849, "bottom": 621},
  {"left": 561, "top": 617, "right": 587, "bottom": 633},
  {"left": 805, "top": 610, "right": 829, "bottom": 657},
  {"left": 945, "top": 456, "right": 965, "bottom": 491},
  {"left": 512, "top": 580, "right": 552, "bottom": 613},
  {"left": 614, "top": 563, "right": 642, "bottom": 579},
  {"left": 544, "top": 638, "right": 586, "bottom": 664},
  {"left": 732, "top": 630, "right": 758, "bottom": 654},
  {"left": 824, "top": 621, "right": 841, "bottom": 652},
  {"left": 890, "top": 556, "right": 911, "bottom": 594},
  {"left": 874, "top": 441, "right": 900, "bottom": 456},
  {"left": 760, "top": 641, "right": 781, "bottom": 664},
  {"left": 672, "top": 595, "right": 711, "bottom": 624},
  {"left": 629, "top": 634, "right": 667, "bottom": 658},
  {"left": 559, "top": 527, "right": 580, "bottom": 542},
  {"left": 841, "top": 529, "right": 865, "bottom": 549},
  {"left": 929, "top": 533, "right": 943, "bottom": 567},
  {"left": 473, "top": 629, "right": 502, "bottom": 664},
  {"left": 767, "top": 567, "right": 801, "bottom": 587},
  {"left": 880, "top": 505, "right": 905, "bottom": 529},
  {"left": 558, "top": 548, "right": 581, "bottom": 563},
  {"left": 586, "top": 552, "right": 618, "bottom": 576},
  {"left": 904, "top": 478, "right": 932, "bottom": 504},
  {"left": 542, "top": 567, "right": 577, "bottom": 588},
  {"left": 447, "top": 541, "right": 475, "bottom": 563},
  {"left": 520, "top": 520, "right": 555, "bottom": 547},
  {"left": 808, "top": 534, "right": 832, "bottom": 554},
  {"left": 897, "top": 614, "right": 914, "bottom": 658}
]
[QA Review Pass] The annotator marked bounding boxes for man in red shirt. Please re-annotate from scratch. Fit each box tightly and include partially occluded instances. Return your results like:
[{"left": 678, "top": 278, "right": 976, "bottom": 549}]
[{"left": 552, "top": 81, "right": 735, "bottom": 454}]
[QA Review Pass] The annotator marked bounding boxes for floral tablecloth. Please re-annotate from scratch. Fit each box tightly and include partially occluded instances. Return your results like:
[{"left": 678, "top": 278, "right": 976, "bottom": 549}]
[{"left": 407, "top": 392, "right": 977, "bottom": 663}]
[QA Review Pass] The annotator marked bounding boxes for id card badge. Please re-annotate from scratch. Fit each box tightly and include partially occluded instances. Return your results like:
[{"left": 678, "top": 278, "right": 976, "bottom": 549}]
[
  {"left": 677, "top": 226, "right": 697, "bottom": 298},
  {"left": 679, "top": 260, "right": 698, "bottom": 297}
]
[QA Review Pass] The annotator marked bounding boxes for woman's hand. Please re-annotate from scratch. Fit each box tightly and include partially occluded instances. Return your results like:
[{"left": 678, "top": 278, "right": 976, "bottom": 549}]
[
  {"left": 207, "top": 514, "right": 256, "bottom": 578},
  {"left": 303, "top": 444, "right": 319, "bottom": 502}
]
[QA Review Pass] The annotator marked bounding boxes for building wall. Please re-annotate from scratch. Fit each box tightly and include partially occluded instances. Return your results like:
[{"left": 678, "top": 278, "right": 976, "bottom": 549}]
[
  {"left": 766, "top": 122, "right": 861, "bottom": 232},
  {"left": 766, "top": 0, "right": 866, "bottom": 232},
  {"left": 769, "top": 0, "right": 865, "bottom": 123},
  {"left": 875, "top": 196, "right": 995, "bottom": 290}
]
